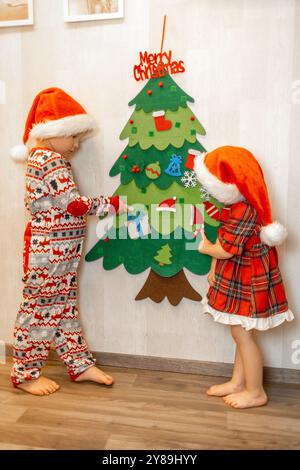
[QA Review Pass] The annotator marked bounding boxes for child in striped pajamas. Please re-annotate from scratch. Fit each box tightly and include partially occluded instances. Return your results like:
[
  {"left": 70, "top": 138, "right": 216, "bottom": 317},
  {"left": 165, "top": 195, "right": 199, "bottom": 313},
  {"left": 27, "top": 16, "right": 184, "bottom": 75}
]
[{"left": 10, "top": 88, "right": 125, "bottom": 396}]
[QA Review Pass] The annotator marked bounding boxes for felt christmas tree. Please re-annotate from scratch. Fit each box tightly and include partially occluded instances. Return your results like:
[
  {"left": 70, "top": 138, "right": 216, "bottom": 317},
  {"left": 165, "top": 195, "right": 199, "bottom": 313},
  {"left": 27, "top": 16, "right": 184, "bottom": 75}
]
[
  {"left": 154, "top": 244, "right": 172, "bottom": 266},
  {"left": 85, "top": 72, "right": 222, "bottom": 305}
]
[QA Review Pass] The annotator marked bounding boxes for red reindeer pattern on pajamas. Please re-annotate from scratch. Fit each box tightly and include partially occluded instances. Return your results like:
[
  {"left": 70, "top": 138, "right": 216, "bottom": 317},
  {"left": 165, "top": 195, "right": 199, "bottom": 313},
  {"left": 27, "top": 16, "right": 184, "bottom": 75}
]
[{"left": 11, "top": 148, "right": 119, "bottom": 385}]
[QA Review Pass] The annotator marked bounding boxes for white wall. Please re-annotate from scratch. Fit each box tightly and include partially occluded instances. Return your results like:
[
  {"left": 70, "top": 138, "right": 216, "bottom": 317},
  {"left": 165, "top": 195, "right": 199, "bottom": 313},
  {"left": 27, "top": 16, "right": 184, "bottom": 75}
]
[{"left": 0, "top": 0, "right": 299, "bottom": 369}]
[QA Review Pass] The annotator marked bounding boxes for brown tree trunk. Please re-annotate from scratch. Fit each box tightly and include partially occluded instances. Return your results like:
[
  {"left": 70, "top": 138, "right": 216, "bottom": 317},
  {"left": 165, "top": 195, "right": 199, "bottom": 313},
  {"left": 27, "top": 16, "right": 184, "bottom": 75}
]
[{"left": 135, "top": 269, "right": 202, "bottom": 306}]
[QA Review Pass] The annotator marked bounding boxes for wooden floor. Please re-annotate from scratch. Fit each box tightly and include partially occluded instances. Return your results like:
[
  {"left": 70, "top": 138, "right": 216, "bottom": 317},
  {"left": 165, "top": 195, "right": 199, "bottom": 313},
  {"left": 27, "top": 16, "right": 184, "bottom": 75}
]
[{"left": 0, "top": 358, "right": 300, "bottom": 450}]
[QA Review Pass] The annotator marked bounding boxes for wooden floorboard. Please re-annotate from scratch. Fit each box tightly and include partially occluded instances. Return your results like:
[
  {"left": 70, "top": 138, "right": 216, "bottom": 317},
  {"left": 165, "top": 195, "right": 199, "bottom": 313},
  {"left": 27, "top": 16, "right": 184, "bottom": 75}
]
[
  {"left": 0, "top": 359, "right": 300, "bottom": 450},
  {"left": 6, "top": 345, "right": 300, "bottom": 384}
]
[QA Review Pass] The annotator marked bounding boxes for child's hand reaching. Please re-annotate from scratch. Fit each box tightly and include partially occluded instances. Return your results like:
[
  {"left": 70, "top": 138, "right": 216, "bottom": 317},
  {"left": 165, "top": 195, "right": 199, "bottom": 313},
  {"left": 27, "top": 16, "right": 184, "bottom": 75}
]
[
  {"left": 198, "top": 232, "right": 217, "bottom": 285},
  {"left": 118, "top": 199, "right": 129, "bottom": 214},
  {"left": 198, "top": 231, "right": 213, "bottom": 254}
]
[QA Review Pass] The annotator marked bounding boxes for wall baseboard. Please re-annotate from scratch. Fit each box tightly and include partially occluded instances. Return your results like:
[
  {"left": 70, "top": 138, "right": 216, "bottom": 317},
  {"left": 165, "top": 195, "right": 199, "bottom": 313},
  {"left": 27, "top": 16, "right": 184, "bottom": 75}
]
[{"left": 5, "top": 344, "right": 300, "bottom": 384}]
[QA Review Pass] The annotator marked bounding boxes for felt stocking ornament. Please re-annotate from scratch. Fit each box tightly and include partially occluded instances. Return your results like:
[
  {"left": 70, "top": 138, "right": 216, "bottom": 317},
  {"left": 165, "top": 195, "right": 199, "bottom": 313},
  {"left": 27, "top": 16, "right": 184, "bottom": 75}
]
[
  {"left": 190, "top": 205, "right": 205, "bottom": 238},
  {"left": 185, "top": 149, "right": 202, "bottom": 170},
  {"left": 203, "top": 201, "right": 220, "bottom": 221},
  {"left": 152, "top": 110, "right": 172, "bottom": 132}
]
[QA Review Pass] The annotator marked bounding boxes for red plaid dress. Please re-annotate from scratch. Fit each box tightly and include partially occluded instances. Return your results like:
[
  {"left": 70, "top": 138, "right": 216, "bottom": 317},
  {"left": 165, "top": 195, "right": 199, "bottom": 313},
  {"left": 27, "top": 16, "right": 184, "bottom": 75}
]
[{"left": 203, "top": 201, "right": 294, "bottom": 330}]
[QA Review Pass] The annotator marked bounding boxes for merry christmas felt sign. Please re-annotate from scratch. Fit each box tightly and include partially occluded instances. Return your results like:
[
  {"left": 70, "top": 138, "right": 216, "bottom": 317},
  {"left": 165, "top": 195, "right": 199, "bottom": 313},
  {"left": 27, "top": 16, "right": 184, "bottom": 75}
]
[{"left": 133, "top": 50, "right": 185, "bottom": 82}]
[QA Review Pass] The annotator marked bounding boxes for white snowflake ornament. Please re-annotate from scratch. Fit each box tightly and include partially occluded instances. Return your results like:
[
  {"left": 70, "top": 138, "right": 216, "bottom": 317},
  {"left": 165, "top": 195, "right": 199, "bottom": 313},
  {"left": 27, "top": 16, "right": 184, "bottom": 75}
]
[
  {"left": 200, "top": 186, "right": 211, "bottom": 201},
  {"left": 181, "top": 170, "right": 198, "bottom": 188}
]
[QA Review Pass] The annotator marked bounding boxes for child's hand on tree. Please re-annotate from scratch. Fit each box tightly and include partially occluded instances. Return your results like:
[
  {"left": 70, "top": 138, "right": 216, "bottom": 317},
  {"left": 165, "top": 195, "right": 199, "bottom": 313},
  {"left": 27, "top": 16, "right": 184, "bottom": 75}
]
[
  {"left": 198, "top": 231, "right": 213, "bottom": 254},
  {"left": 108, "top": 197, "right": 129, "bottom": 215},
  {"left": 198, "top": 233, "right": 217, "bottom": 284},
  {"left": 117, "top": 199, "right": 128, "bottom": 214}
]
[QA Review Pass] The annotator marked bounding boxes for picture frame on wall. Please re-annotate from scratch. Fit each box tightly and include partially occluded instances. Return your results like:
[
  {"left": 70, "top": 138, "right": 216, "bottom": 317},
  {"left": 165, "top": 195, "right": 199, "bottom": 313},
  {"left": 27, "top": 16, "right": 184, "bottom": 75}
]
[
  {"left": 64, "top": 0, "right": 124, "bottom": 23},
  {"left": 0, "top": 0, "right": 33, "bottom": 28}
]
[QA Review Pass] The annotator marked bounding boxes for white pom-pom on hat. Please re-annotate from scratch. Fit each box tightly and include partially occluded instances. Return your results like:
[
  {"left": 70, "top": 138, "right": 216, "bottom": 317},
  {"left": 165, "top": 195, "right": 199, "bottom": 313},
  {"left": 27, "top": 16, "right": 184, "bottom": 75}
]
[
  {"left": 10, "top": 144, "right": 29, "bottom": 162},
  {"left": 260, "top": 221, "right": 288, "bottom": 246}
]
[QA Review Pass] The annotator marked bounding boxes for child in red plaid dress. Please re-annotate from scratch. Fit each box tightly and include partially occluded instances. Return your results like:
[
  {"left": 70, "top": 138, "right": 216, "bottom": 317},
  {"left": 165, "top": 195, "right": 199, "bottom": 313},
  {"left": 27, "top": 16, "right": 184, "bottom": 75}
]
[{"left": 194, "top": 146, "right": 294, "bottom": 409}]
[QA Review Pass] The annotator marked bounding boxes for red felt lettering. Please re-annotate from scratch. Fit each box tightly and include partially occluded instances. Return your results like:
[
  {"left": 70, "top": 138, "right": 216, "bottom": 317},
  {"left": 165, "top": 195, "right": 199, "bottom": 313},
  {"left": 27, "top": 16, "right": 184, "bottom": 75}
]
[{"left": 134, "top": 50, "right": 185, "bottom": 81}]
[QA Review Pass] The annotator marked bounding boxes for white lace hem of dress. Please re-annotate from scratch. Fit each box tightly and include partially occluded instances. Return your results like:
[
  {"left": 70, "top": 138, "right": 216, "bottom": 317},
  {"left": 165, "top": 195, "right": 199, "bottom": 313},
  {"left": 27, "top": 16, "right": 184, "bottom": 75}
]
[{"left": 201, "top": 298, "right": 295, "bottom": 331}]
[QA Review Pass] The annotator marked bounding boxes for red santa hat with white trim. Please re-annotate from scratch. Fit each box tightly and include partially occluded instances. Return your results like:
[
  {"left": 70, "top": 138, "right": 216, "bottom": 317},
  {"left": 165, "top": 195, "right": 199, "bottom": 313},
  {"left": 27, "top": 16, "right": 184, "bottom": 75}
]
[
  {"left": 156, "top": 197, "right": 177, "bottom": 212},
  {"left": 10, "top": 87, "right": 97, "bottom": 162},
  {"left": 193, "top": 146, "right": 287, "bottom": 247}
]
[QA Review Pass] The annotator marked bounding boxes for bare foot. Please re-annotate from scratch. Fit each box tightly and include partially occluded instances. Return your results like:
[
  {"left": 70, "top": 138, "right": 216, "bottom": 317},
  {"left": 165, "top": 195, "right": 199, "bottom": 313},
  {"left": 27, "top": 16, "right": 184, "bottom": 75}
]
[
  {"left": 223, "top": 389, "right": 268, "bottom": 409},
  {"left": 16, "top": 377, "right": 60, "bottom": 396},
  {"left": 207, "top": 380, "right": 244, "bottom": 397},
  {"left": 74, "top": 366, "right": 114, "bottom": 386}
]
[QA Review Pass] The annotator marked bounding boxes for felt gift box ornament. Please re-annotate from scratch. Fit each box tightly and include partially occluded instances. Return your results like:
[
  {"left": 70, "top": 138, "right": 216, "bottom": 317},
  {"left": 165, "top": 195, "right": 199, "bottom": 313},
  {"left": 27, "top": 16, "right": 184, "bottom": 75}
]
[
  {"left": 152, "top": 110, "right": 172, "bottom": 131},
  {"left": 185, "top": 149, "right": 202, "bottom": 170},
  {"left": 126, "top": 210, "right": 151, "bottom": 239},
  {"left": 156, "top": 196, "right": 177, "bottom": 213}
]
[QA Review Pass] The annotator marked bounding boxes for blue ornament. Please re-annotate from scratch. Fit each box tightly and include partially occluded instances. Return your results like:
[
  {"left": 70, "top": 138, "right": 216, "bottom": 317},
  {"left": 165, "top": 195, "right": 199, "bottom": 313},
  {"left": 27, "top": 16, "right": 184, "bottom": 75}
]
[{"left": 164, "top": 154, "right": 182, "bottom": 177}]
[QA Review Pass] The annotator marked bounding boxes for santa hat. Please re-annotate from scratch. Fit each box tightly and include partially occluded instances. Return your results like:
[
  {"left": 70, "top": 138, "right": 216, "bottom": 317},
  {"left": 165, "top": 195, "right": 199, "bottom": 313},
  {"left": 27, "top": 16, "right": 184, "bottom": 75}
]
[
  {"left": 193, "top": 146, "right": 287, "bottom": 246},
  {"left": 156, "top": 197, "right": 177, "bottom": 212},
  {"left": 10, "top": 87, "right": 97, "bottom": 162}
]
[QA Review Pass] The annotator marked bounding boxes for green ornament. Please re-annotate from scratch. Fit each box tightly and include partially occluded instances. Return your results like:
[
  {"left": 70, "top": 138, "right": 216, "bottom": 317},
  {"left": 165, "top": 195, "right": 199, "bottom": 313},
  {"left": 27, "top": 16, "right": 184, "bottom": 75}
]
[
  {"left": 145, "top": 162, "right": 161, "bottom": 180},
  {"left": 154, "top": 244, "right": 172, "bottom": 266}
]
